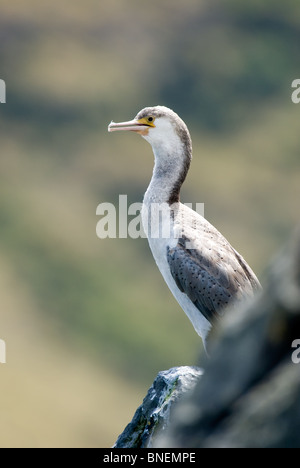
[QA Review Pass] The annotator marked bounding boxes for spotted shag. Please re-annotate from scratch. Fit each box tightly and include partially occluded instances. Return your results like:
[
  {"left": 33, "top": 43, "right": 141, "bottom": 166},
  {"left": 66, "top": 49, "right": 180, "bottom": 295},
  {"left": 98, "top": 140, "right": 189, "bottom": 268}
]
[{"left": 108, "top": 106, "right": 261, "bottom": 350}]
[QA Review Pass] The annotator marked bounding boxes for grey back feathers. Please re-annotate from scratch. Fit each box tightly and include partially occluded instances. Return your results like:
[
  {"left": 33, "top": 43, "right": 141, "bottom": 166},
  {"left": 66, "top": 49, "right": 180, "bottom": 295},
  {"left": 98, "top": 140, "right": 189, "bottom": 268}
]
[{"left": 167, "top": 204, "right": 261, "bottom": 325}]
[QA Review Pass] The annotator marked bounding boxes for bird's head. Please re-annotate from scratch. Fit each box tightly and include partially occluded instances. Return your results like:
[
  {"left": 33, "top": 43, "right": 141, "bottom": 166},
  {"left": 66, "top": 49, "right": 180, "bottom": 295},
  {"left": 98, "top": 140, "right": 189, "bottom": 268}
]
[{"left": 108, "top": 106, "right": 192, "bottom": 159}]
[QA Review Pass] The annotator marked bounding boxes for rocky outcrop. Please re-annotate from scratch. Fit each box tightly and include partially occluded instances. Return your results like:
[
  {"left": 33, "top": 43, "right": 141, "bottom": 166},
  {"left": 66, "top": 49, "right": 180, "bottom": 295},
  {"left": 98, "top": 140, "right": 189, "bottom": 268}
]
[
  {"left": 113, "top": 367, "right": 203, "bottom": 448},
  {"left": 159, "top": 226, "right": 300, "bottom": 448},
  {"left": 115, "top": 226, "right": 300, "bottom": 448}
]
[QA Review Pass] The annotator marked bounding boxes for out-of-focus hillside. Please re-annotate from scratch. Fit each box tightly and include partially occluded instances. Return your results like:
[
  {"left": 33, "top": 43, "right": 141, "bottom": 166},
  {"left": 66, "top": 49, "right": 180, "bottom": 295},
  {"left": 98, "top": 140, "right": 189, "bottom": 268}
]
[{"left": 0, "top": 0, "right": 299, "bottom": 447}]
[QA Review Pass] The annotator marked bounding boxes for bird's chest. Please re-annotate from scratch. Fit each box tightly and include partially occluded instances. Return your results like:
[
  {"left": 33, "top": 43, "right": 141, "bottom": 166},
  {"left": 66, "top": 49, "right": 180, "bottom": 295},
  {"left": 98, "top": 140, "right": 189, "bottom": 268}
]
[{"left": 141, "top": 200, "right": 179, "bottom": 275}]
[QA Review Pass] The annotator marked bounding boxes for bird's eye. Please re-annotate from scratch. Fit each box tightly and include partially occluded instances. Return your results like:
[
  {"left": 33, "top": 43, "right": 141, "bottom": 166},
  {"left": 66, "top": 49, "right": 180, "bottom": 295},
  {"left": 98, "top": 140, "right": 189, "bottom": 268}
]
[{"left": 147, "top": 116, "right": 154, "bottom": 123}]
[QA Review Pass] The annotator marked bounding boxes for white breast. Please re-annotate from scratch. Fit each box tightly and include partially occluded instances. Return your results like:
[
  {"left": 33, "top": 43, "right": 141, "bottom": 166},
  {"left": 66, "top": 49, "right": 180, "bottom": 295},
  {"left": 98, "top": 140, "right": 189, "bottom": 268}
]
[{"left": 141, "top": 200, "right": 212, "bottom": 344}]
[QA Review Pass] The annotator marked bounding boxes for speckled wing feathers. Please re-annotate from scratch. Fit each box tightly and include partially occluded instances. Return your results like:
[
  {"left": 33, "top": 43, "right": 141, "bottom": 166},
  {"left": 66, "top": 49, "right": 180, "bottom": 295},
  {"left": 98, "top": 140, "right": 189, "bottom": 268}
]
[{"left": 167, "top": 207, "right": 261, "bottom": 324}]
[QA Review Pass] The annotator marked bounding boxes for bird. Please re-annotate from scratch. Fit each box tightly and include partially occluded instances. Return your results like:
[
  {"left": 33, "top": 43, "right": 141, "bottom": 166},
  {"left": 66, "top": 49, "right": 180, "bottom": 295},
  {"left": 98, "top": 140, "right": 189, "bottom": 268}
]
[{"left": 108, "top": 105, "right": 261, "bottom": 351}]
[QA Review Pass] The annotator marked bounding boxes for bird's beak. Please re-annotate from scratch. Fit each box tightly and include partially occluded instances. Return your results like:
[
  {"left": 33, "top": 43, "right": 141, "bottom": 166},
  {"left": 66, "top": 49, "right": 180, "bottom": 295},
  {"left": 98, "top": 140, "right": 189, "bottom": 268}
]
[{"left": 108, "top": 118, "right": 154, "bottom": 134}]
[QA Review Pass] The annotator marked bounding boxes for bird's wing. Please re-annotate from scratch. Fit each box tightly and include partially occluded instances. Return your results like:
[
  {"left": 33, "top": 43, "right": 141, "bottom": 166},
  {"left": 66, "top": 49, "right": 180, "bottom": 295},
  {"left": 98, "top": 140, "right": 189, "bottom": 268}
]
[{"left": 167, "top": 210, "right": 261, "bottom": 324}]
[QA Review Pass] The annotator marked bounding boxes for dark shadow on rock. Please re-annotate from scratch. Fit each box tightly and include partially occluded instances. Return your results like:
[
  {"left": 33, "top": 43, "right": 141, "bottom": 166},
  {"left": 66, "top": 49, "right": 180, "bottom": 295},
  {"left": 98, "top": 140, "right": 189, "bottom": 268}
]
[
  {"left": 114, "top": 225, "right": 300, "bottom": 448},
  {"left": 158, "top": 225, "right": 300, "bottom": 448}
]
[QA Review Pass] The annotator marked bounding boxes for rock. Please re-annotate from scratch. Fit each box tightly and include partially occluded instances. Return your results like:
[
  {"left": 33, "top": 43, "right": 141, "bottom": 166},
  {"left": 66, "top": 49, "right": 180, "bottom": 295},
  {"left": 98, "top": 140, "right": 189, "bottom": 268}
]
[
  {"left": 113, "top": 366, "right": 203, "bottom": 448},
  {"left": 114, "top": 227, "right": 300, "bottom": 448},
  {"left": 158, "top": 226, "right": 300, "bottom": 448}
]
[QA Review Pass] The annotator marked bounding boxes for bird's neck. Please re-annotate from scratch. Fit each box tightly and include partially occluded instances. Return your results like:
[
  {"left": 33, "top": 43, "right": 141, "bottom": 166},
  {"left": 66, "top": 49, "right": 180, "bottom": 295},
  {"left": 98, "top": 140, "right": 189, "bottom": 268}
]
[{"left": 143, "top": 144, "right": 191, "bottom": 206}]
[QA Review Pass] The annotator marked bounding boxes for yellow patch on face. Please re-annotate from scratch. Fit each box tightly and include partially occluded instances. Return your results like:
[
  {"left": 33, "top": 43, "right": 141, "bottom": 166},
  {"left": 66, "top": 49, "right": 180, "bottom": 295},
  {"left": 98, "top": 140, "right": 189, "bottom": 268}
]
[
  {"left": 136, "top": 116, "right": 155, "bottom": 135},
  {"left": 136, "top": 115, "right": 155, "bottom": 135},
  {"left": 137, "top": 117, "right": 156, "bottom": 127}
]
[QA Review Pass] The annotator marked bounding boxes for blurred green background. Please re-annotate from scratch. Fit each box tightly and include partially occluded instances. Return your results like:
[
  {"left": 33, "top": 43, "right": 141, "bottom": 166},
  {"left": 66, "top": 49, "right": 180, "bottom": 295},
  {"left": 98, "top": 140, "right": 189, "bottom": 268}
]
[{"left": 0, "top": 0, "right": 299, "bottom": 447}]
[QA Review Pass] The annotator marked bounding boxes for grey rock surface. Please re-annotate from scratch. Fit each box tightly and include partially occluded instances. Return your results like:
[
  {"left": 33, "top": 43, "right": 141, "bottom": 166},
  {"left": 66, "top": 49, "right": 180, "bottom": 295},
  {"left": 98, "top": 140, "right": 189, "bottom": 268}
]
[
  {"left": 159, "top": 227, "right": 300, "bottom": 448},
  {"left": 114, "top": 227, "right": 300, "bottom": 448},
  {"left": 113, "top": 366, "right": 203, "bottom": 448}
]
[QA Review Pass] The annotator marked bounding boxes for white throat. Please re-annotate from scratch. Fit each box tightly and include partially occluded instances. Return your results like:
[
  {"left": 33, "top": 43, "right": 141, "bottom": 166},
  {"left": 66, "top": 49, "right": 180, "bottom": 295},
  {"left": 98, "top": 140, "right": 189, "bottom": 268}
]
[
  {"left": 142, "top": 116, "right": 185, "bottom": 159},
  {"left": 142, "top": 118, "right": 187, "bottom": 205}
]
